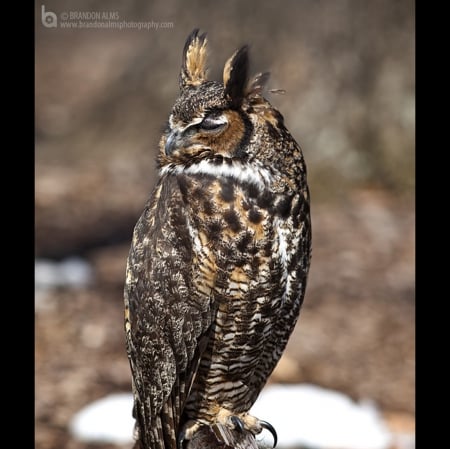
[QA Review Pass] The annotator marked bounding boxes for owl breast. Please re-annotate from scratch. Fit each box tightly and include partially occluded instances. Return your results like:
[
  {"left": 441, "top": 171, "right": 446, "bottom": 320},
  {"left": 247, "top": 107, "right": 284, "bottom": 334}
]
[{"left": 166, "top": 156, "right": 307, "bottom": 423}]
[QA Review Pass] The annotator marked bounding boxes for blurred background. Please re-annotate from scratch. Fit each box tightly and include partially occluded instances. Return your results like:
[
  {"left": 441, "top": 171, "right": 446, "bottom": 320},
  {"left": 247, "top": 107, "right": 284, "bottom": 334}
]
[{"left": 35, "top": 1, "right": 415, "bottom": 448}]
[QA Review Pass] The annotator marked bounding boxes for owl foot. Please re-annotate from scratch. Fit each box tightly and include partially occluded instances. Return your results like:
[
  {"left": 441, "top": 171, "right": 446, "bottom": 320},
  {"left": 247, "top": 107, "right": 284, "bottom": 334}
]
[
  {"left": 178, "top": 412, "right": 277, "bottom": 448},
  {"left": 228, "top": 415, "right": 278, "bottom": 446},
  {"left": 217, "top": 409, "right": 278, "bottom": 447}
]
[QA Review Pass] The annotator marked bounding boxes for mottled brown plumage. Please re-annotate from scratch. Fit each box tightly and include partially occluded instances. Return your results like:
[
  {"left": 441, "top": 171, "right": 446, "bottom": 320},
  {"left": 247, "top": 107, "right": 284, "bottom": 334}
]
[{"left": 124, "top": 29, "right": 312, "bottom": 449}]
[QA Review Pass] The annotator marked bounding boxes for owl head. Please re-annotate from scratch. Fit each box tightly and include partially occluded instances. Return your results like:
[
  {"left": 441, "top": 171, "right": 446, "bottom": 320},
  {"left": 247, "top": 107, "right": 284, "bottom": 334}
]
[{"left": 158, "top": 29, "right": 276, "bottom": 167}]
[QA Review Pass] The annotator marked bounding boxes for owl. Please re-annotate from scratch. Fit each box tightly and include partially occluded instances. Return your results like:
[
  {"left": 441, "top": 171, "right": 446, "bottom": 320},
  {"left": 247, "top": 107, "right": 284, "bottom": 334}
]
[{"left": 124, "top": 29, "right": 311, "bottom": 449}]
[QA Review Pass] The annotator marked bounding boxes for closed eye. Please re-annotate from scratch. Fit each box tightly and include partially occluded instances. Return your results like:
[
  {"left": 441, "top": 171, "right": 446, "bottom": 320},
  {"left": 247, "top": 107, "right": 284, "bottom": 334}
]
[{"left": 199, "top": 115, "right": 228, "bottom": 132}]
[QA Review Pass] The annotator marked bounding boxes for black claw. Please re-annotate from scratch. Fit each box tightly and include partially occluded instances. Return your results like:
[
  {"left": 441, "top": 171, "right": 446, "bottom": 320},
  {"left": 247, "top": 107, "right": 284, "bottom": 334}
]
[
  {"left": 260, "top": 420, "right": 278, "bottom": 448},
  {"left": 230, "top": 415, "right": 245, "bottom": 433}
]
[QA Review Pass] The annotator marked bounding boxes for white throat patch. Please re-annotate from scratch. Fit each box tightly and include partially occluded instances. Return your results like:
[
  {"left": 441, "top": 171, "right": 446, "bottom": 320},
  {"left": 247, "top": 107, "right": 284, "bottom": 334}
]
[{"left": 161, "top": 158, "right": 273, "bottom": 190}]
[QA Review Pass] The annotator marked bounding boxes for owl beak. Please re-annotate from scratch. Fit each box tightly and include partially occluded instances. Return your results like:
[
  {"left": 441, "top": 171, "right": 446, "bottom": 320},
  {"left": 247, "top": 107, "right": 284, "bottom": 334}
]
[{"left": 165, "top": 129, "right": 182, "bottom": 156}]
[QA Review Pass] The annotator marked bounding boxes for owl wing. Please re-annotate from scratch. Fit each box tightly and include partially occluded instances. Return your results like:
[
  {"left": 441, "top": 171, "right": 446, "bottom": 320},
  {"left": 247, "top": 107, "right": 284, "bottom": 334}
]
[{"left": 124, "top": 175, "right": 215, "bottom": 449}]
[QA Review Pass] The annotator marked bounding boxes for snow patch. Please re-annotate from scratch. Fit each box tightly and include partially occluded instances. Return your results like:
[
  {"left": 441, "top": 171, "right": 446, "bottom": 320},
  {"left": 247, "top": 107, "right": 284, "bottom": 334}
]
[
  {"left": 35, "top": 257, "right": 93, "bottom": 290},
  {"left": 251, "top": 384, "right": 392, "bottom": 449},
  {"left": 69, "top": 393, "right": 135, "bottom": 444}
]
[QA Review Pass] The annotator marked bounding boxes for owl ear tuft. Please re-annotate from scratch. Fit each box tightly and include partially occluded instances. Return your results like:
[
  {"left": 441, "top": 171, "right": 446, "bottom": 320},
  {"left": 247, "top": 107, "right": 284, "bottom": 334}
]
[
  {"left": 223, "top": 45, "right": 249, "bottom": 108},
  {"left": 246, "top": 72, "right": 270, "bottom": 97},
  {"left": 180, "top": 29, "right": 208, "bottom": 90}
]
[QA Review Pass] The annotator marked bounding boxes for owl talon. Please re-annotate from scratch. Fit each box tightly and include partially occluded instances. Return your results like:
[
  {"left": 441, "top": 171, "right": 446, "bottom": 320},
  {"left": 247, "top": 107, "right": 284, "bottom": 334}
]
[
  {"left": 260, "top": 420, "right": 278, "bottom": 448},
  {"left": 230, "top": 415, "right": 245, "bottom": 432}
]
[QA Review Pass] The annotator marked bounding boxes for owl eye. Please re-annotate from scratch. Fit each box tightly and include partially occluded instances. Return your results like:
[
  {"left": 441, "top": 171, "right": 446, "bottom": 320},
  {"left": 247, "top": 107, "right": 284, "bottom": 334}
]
[{"left": 199, "top": 115, "right": 228, "bottom": 132}]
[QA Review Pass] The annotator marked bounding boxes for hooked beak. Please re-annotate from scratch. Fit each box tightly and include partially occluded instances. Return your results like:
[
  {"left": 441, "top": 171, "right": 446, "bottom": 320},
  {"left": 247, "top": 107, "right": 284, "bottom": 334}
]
[
  {"left": 164, "top": 125, "right": 211, "bottom": 158},
  {"left": 165, "top": 129, "right": 183, "bottom": 156}
]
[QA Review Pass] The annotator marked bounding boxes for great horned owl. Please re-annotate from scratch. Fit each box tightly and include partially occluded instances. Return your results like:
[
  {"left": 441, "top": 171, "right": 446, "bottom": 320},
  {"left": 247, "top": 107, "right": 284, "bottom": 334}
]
[{"left": 124, "top": 29, "right": 311, "bottom": 449}]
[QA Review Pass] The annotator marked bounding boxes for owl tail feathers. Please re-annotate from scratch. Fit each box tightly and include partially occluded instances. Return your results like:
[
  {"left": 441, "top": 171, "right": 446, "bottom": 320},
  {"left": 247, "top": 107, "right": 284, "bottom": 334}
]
[
  {"left": 132, "top": 421, "right": 174, "bottom": 449},
  {"left": 132, "top": 407, "right": 178, "bottom": 449}
]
